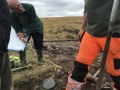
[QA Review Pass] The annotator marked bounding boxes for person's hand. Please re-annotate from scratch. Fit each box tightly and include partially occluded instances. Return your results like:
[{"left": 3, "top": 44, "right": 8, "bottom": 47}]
[
  {"left": 17, "top": 32, "right": 24, "bottom": 38},
  {"left": 17, "top": 32, "right": 27, "bottom": 42},
  {"left": 20, "top": 38, "right": 27, "bottom": 42},
  {"left": 78, "top": 28, "right": 86, "bottom": 42}
]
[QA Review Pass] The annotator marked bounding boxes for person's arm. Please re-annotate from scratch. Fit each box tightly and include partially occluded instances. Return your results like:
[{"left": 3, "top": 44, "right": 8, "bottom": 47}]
[
  {"left": 80, "top": 12, "right": 87, "bottom": 34},
  {"left": 79, "top": 5, "right": 87, "bottom": 42},
  {"left": 11, "top": 14, "right": 27, "bottom": 42},
  {"left": 11, "top": 15, "right": 23, "bottom": 34}
]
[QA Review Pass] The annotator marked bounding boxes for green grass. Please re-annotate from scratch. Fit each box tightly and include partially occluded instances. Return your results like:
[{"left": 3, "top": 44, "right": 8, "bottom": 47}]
[{"left": 41, "top": 16, "right": 82, "bottom": 41}]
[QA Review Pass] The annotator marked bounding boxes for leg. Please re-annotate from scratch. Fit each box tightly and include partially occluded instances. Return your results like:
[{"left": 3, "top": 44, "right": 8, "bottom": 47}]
[
  {"left": 18, "top": 35, "right": 31, "bottom": 66},
  {"left": 106, "top": 38, "right": 120, "bottom": 90},
  {"left": 107, "top": 56, "right": 120, "bottom": 90},
  {"left": 0, "top": 53, "right": 12, "bottom": 90},
  {"left": 66, "top": 61, "right": 88, "bottom": 90},
  {"left": 66, "top": 32, "right": 101, "bottom": 90},
  {"left": 31, "top": 32, "right": 43, "bottom": 65}
]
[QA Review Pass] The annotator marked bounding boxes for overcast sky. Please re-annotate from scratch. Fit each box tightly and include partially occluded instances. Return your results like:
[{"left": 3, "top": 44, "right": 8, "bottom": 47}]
[{"left": 20, "top": 0, "right": 84, "bottom": 18}]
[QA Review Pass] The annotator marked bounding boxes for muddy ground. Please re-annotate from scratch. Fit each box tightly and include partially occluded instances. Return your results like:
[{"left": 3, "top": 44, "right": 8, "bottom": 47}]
[
  {"left": 10, "top": 39, "right": 114, "bottom": 90},
  {"left": 11, "top": 31, "right": 113, "bottom": 90},
  {"left": 11, "top": 40, "right": 113, "bottom": 90},
  {"left": 43, "top": 41, "right": 113, "bottom": 90}
]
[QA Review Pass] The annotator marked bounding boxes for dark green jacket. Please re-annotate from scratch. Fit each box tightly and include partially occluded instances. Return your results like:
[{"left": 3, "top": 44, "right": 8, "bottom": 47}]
[
  {"left": 86, "top": 0, "right": 120, "bottom": 37},
  {"left": 11, "top": 3, "right": 44, "bottom": 35}
]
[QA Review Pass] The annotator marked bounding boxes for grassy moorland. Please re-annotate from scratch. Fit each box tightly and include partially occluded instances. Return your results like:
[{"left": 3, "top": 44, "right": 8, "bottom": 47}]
[
  {"left": 41, "top": 16, "right": 82, "bottom": 41},
  {"left": 9, "top": 16, "right": 82, "bottom": 90}
]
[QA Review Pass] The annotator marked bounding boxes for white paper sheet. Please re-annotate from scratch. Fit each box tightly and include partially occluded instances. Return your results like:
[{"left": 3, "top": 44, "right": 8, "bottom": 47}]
[{"left": 8, "top": 28, "right": 28, "bottom": 51}]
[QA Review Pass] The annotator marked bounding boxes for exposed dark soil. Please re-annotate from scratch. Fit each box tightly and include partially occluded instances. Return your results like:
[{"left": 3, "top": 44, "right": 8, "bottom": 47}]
[{"left": 43, "top": 41, "right": 113, "bottom": 90}]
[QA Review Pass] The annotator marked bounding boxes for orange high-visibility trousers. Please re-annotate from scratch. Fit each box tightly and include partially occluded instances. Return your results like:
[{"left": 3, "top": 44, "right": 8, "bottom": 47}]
[{"left": 76, "top": 32, "right": 120, "bottom": 76}]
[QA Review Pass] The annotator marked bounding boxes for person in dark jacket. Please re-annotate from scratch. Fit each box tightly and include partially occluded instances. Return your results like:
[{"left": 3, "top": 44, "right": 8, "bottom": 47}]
[
  {"left": 66, "top": 0, "right": 120, "bottom": 90},
  {"left": 7, "top": 0, "right": 44, "bottom": 66},
  {"left": 0, "top": 0, "right": 12, "bottom": 90}
]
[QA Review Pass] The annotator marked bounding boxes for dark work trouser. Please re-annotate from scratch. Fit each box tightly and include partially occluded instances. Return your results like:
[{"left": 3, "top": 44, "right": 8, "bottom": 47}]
[
  {"left": 31, "top": 32, "right": 43, "bottom": 50},
  {"left": 0, "top": 53, "right": 12, "bottom": 90}
]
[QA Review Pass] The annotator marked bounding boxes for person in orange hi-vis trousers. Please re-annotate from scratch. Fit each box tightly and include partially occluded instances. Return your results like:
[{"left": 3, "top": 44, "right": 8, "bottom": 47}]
[{"left": 66, "top": 0, "right": 120, "bottom": 90}]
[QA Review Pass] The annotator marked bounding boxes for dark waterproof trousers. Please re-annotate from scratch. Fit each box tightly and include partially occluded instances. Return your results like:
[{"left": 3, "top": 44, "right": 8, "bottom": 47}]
[
  {"left": 0, "top": 53, "right": 12, "bottom": 90},
  {"left": 31, "top": 32, "right": 43, "bottom": 50}
]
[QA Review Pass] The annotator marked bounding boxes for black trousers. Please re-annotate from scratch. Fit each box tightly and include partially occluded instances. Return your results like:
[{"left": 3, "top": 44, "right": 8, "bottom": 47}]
[{"left": 29, "top": 32, "right": 43, "bottom": 50}]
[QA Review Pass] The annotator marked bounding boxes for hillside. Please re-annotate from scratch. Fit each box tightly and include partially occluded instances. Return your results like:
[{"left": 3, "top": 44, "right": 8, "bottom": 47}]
[{"left": 41, "top": 16, "right": 82, "bottom": 41}]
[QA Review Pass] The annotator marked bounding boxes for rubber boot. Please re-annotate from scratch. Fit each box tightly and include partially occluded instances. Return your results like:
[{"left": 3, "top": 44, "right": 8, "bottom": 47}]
[
  {"left": 19, "top": 49, "right": 27, "bottom": 66},
  {"left": 66, "top": 75, "right": 84, "bottom": 90},
  {"left": 36, "top": 49, "right": 43, "bottom": 65}
]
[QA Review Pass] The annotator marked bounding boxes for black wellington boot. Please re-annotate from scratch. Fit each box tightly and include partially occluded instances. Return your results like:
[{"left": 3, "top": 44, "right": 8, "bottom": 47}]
[
  {"left": 19, "top": 49, "right": 27, "bottom": 66},
  {"left": 36, "top": 49, "right": 43, "bottom": 65}
]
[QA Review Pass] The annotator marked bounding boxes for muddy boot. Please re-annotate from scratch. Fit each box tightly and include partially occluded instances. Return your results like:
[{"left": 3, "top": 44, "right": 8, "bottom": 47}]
[
  {"left": 36, "top": 49, "right": 43, "bottom": 65},
  {"left": 66, "top": 76, "right": 84, "bottom": 90},
  {"left": 19, "top": 50, "right": 27, "bottom": 66}
]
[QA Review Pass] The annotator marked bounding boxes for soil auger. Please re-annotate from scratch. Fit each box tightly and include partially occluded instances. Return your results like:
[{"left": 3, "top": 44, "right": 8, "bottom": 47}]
[{"left": 96, "top": 0, "right": 120, "bottom": 90}]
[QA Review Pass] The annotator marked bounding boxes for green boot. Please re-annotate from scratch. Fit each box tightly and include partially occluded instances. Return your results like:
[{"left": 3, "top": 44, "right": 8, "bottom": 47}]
[
  {"left": 36, "top": 49, "right": 43, "bottom": 65},
  {"left": 19, "top": 49, "right": 27, "bottom": 66}
]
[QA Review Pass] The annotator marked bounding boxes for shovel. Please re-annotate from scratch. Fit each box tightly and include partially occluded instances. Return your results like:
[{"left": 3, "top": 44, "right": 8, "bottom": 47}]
[
  {"left": 42, "top": 76, "right": 55, "bottom": 90},
  {"left": 96, "top": 0, "right": 120, "bottom": 90},
  {"left": 42, "top": 67, "right": 60, "bottom": 89},
  {"left": 11, "top": 63, "right": 32, "bottom": 72}
]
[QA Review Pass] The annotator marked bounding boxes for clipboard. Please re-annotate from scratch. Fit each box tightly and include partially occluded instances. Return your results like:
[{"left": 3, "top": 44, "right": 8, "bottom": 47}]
[{"left": 8, "top": 28, "right": 29, "bottom": 51}]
